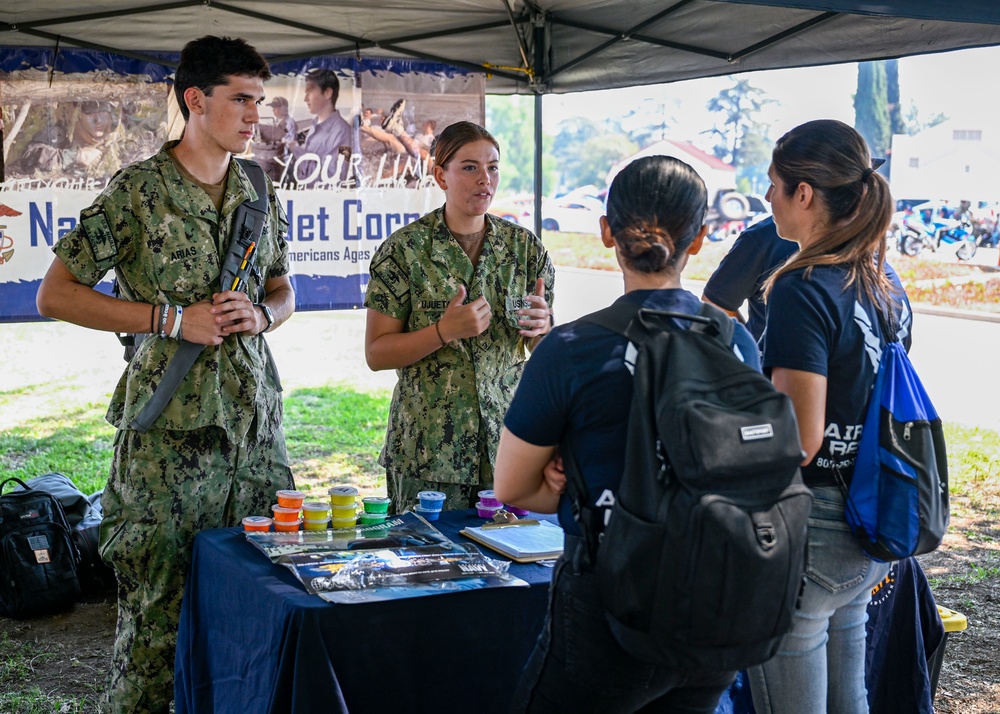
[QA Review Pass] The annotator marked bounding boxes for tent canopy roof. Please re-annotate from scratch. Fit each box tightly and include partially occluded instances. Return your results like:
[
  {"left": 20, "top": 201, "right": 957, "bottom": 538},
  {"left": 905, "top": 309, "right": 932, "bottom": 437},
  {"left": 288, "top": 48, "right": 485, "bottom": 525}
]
[{"left": 3, "top": 1, "right": 1000, "bottom": 94}]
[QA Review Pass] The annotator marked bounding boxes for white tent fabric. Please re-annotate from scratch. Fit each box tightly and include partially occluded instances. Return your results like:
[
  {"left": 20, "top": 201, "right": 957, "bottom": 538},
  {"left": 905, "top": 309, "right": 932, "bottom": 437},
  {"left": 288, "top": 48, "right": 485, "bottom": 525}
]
[{"left": 3, "top": 1, "right": 1000, "bottom": 95}]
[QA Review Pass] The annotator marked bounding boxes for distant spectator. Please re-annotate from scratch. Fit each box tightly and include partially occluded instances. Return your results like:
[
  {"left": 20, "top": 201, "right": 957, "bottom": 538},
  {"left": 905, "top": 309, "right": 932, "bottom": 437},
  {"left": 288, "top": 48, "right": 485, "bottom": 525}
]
[{"left": 702, "top": 216, "right": 797, "bottom": 344}]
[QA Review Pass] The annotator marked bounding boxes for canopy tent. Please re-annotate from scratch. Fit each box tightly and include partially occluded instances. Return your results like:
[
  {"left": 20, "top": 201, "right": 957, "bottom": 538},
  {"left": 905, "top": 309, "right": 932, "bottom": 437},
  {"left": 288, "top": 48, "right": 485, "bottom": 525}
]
[
  {"left": 3, "top": 1, "right": 1000, "bottom": 95},
  {"left": 5, "top": 0, "right": 1000, "bottom": 233}
]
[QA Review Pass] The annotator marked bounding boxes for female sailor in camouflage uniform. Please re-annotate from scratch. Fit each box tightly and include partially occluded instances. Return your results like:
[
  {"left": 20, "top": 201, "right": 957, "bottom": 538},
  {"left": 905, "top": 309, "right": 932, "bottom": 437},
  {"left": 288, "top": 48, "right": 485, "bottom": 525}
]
[{"left": 364, "top": 121, "right": 555, "bottom": 513}]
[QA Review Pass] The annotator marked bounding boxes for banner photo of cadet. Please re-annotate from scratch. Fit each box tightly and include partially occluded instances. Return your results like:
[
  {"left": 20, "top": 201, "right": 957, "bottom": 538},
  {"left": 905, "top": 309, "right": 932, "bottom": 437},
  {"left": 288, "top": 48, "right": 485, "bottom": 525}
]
[
  {"left": 0, "top": 50, "right": 484, "bottom": 321},
  {"left": 2, "top": 75, "right": 167, "bottom": 188}
]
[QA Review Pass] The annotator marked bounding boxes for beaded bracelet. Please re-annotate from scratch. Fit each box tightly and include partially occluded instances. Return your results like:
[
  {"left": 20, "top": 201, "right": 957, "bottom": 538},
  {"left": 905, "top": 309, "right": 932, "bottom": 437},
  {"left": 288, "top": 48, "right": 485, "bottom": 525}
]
[
  {"left": 168, "top": 305, "right": 184, "bottom": 340},
  {"left": 434, "top": 321, "right": 447, "bottom": 347},
  {"left": 158, "top": 304, "right": 170, "bottom": 339}
]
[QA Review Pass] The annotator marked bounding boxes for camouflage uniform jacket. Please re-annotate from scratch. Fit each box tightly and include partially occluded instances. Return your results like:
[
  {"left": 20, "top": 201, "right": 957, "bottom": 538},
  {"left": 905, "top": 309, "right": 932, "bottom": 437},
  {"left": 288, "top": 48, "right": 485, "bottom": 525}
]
[
  {"left": 364, "top": 207, "right": 555, "bottom": 484},
  {"left": 54, "top": 141, "right": 291, "bottom": 444}
]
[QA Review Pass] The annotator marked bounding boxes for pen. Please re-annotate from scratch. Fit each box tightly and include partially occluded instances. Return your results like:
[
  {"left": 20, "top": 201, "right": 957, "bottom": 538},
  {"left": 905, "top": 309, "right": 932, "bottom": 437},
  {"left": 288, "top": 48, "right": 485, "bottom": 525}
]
[{"left": 230, "top": 241, "right": 256, "bottom": 291}]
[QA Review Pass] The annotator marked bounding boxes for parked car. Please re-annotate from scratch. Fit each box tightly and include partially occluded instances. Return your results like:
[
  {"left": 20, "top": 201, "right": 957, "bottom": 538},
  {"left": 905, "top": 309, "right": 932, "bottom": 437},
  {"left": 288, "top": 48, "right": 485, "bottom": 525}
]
[
  {"left": 489, "top": 187, "right": 604, "bottom": 235},
  {"left": 488, "top": 194, "right": 535, "bottom": 226}
]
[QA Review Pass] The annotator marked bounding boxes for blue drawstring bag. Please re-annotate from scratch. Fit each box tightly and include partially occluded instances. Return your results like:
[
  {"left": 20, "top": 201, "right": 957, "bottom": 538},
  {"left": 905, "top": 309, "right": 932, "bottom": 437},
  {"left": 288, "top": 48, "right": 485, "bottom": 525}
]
[{"left": 845, "top": 327, "right": 950, "bottom": 562}]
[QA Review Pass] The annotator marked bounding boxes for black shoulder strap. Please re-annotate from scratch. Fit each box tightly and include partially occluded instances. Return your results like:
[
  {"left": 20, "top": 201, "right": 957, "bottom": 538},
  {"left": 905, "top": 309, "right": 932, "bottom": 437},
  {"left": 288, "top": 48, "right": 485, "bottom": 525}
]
[
  {"left": 236, "top": 158, "right": 269, "bottom": 214},
  {"left": 579, "top": 299, "right": 734, "bottom": 347}
]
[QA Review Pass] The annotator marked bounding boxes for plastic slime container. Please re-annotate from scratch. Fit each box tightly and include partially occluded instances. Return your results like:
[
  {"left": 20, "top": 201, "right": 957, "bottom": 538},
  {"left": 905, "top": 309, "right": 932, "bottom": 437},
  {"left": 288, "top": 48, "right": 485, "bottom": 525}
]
[
  {"left": 362, "top": 496, "right": 391, "bottom": 514},
  {"left": 416, "top": 490, "right": 446, "bottom": 511},
  {"left": 271, "top": 504, "right": 301, "bottom": 522},
  {"left": 328, "top": 485, "right": 359, "bottom": 506},
  {"left": 275, "top": 489, "right": 305, "bottom": 509},
  {"left": 302, "top": 502, "right": 331, "bottom": 520},
  {"left": 303, "top": 518, "right": 330, "bottom": 532},
  {"left": 330, "top": 516, "right": 358, "bottom": 530},
  {"left": 475, "top": 501, "right": 503, "bottom": 519},
  {"left": 477, "top": 490, "right": 502, "bottom": 508},
  {"left": 505, "top": 505, "right": 531, "bottom": 517},
  {"left": 331, "top": 502, "right": 358, "bottom": 520},
  {"left": 413, "top": 505, "right": 441, "bottom": 522},
  {"left": 357, "top": 512, "right": 387, "bottom": 526},
  {"left": 273, "top": 519, "right": 302, "bottom": 532},
  {"left": 242, "top": 516, "right": 272, "bottom": 532}
]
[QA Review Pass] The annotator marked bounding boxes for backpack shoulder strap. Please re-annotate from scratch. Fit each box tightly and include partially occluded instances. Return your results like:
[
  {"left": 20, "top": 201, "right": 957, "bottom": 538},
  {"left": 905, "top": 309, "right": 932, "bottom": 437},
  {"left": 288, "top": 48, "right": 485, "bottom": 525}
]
[
  {"left": 579, "top": 301, "right": 641, "bottom": 337},
  {"left": 695, "top": 301, "right": 735, "bottom": 347},
  {"left": 236, "top": 158, "right": 270, "bottom": 214},
  {"left": 581, "top": 299, "right": 735, "bottom": 348}
]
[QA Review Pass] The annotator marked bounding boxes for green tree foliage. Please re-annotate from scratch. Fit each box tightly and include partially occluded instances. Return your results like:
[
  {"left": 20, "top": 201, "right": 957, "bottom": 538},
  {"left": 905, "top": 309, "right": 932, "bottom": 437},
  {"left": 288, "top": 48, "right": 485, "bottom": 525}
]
[
  {"left": 854, "top": 61, "right": 891, "bottom": 158},
  {"left": 736, "top": 130, "right": 774, "bottom": 195},
  {"left": 618, "top": 93, "right": 679, "bottom": 148},
  {"left": 575, "top": 133, "right": 638, "bottom": 189},
  {"left": 885, "top": 59, "right": 906, "bottom": 137},
  {"left": 484, "top": 95, "right": 557, "bottom": 196},
  {"left": 551, "top": 116, "right": 637, "bottom": 191},
  {"left": 706, "top": 78, "right": 774, "bottom": 191}
]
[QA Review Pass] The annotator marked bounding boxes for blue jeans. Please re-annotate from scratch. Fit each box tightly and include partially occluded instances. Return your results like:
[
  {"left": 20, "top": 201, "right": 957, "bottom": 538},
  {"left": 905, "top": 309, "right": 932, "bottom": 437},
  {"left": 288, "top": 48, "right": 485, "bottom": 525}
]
[
  {"left": 510, "top": 538, "right": 736, "bottom": 713},
  {"left": 748, "top": 487, "right": 890, "bottom": 714}
]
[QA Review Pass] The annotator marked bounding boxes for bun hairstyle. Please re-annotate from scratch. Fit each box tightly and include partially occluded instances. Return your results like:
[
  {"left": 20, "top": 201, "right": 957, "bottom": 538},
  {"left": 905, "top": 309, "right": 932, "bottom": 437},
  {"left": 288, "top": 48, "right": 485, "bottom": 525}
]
[
  {"left": 605, "top": 155, "right": 708, "bottom": 274},
  {"left": 765, "top": 119, "right": 896, "bottom": 305},
  {"left": 434, "top": 121, "right": 500, "bottom": 168}
]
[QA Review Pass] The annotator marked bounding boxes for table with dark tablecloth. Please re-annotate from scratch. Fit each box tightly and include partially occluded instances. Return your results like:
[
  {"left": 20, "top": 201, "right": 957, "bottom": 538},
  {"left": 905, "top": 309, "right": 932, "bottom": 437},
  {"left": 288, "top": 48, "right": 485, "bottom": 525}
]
[
  {"left": 174, "top": 508, "right": 945, "bottom": 714},
  {"left": 174, "top": 509, "right": 555, "bottom": 714}
]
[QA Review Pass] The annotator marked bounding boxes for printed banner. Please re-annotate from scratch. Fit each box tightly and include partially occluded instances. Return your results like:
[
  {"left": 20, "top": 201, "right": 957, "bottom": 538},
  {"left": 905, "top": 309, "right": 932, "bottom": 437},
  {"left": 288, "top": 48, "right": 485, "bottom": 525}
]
[{"left": 0, "top": 48, "right": 484, "bottom": 322}]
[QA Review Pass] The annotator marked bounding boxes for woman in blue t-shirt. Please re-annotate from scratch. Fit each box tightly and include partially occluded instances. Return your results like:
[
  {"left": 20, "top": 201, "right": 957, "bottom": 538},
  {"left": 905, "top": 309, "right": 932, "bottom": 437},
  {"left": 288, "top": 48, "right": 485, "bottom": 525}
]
[
  {"left": 495, "top": 156, "right": 758, "bottom": 713},
  {"left": 749, "top": 120, "right": 912, "bottom": 714}
]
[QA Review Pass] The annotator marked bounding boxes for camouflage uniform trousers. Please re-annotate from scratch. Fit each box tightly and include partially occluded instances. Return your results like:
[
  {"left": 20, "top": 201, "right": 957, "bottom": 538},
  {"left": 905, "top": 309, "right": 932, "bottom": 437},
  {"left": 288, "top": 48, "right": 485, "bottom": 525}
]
[{"left": 98, "top": 421, "right": 293, "bottom": 714}]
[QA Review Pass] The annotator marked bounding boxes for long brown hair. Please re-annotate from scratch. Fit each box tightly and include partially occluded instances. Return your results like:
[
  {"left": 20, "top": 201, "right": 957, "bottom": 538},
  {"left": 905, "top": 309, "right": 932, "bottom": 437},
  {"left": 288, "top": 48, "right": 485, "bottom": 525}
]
[{"left": 764, "top": 120, "right": 894, "bottom": 307}]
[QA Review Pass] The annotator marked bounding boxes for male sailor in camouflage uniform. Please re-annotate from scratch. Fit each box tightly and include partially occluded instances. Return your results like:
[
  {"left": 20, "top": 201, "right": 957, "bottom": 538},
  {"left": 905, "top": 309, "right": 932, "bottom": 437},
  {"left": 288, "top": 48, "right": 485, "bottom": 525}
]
[
  {"left": 36, "top": 36, "right": 295, "bottom": 714},
  {"left": 364, "top": 122, "right": 554, "bottom": 513}
]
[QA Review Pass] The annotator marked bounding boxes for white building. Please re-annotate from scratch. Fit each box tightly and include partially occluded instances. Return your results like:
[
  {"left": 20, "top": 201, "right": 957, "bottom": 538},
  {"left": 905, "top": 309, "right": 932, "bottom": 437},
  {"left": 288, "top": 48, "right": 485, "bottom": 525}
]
[{"left": 890, "top": 120, "right": 1000, "bottom": 203}]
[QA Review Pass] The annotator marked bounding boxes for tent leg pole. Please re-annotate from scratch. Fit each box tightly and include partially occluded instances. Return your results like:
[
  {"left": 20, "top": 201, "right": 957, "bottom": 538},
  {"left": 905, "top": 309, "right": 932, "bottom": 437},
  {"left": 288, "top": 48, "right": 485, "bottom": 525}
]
[{"left": 534, "top": 93, "right": 543, "bottom": 239}]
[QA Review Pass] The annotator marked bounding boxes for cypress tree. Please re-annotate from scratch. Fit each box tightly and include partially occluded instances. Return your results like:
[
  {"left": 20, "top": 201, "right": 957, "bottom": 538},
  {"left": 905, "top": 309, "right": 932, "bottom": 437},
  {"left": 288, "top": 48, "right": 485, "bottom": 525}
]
[{"left": 854, "top": 61, "right": 891, "bottom": 160}]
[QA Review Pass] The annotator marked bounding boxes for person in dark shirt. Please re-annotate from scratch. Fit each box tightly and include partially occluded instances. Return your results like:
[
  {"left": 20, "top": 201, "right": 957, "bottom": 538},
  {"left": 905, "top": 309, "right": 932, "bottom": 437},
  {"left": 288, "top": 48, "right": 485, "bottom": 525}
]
[
  {"left": 748, "top": 119, "right": 912, "bottom": 714},
  {"left": 495, "top": 155, "right": 757, "bottom": 713},
  {"left": 702, "top": 216, "right": 797, "bottom": 343}
]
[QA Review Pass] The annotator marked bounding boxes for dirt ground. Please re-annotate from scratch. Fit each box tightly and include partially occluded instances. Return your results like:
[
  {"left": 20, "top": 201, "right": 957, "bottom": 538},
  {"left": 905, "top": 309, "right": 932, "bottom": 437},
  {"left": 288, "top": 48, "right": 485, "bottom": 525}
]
[
  {"left": 1, "top": 508, "right": 998, "bottom": 713},
  {"left": 918, "top": 504, "right": 1000, "bottom": 713}
]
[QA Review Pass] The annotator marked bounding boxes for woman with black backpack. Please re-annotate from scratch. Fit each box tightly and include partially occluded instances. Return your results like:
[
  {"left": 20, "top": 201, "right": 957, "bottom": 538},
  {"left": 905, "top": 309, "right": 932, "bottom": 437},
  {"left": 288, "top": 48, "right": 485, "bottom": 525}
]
[
  {"left": 494, "top": 155, "right": 760, "bottom": 712},
  {"left": 749, "top": 119, "right": 913, "bottom": 713}
]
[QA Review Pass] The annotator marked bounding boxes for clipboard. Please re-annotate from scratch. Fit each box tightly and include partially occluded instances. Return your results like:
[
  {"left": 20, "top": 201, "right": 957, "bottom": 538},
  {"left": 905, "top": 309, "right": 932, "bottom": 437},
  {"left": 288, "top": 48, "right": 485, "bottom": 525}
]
[{"left": 460, "top": 520, "right": 564, "bottom": 563}]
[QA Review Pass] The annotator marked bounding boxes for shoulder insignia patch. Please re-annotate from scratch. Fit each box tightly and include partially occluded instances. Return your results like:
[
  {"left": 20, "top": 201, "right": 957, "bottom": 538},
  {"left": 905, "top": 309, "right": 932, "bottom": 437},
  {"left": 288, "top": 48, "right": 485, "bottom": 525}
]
[
  {"left": 370, "top": 254, "right": 410, "bottom": 301},
  {"left": 80, "top": 206, "right": 118, "bottom": 270}
]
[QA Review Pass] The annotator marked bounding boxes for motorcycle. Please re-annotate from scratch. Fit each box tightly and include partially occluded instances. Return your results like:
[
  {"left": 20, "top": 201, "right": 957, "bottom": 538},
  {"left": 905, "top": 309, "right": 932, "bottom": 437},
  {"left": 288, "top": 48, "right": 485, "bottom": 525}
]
[{"left": 899, "top": 209, "right": 978, "bottom": 261}]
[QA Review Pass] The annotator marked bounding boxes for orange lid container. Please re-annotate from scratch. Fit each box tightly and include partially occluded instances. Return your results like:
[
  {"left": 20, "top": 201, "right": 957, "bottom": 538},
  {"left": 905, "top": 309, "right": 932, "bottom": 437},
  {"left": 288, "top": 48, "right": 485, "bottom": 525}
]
[
  {"left": 271, "top": 504, "right": 301, "bottom": 522},
  {"left": 276, "top": 489, "right": 306, "bottom": 509}
]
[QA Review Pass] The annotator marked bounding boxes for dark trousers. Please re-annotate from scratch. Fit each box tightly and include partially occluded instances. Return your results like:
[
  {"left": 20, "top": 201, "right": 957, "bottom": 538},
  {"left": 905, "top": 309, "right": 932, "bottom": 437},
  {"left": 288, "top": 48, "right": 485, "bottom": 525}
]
[{"left": 510, "top": 538, "right": 736, "bottom": 714}]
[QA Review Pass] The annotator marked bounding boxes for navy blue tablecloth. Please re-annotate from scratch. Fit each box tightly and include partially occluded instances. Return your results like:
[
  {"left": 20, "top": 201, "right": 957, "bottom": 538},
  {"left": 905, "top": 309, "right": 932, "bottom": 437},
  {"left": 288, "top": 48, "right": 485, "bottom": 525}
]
[
  {"left": 174, "top": 509, "right": 555, "bottom": 714},
  {"left": 174, "top": 509, "right": 943, "bottom": 714}
]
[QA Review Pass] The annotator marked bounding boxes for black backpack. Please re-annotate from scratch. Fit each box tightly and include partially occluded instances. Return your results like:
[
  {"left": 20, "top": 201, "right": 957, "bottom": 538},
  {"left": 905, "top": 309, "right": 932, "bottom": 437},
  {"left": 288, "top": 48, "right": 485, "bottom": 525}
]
[
  {"left": 565, "top": 302, "right": 814, "bottom": 671},
  {"left": 0, "top": 477, "right": 82, "bottom": 618}
]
